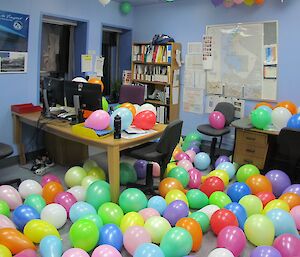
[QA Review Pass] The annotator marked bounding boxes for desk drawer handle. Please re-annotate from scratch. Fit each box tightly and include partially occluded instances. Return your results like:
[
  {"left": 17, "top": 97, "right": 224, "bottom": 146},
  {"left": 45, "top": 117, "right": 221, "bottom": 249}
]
[
  {"left": 246, "top": 137, "right": 256, "bottom": 141},
  {"left": 244, "top": 159, "right": 253, "bottom": 163},
  {"left": 246, "top": 149, "right": 255, "bottom": 153}
]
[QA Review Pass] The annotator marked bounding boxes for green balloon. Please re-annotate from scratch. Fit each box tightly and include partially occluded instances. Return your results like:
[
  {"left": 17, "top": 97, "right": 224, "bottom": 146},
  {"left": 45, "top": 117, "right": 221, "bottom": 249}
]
[
  {"left": 251, "top": 108, "right": 271, "bottom": 129},
  {"left": 236, "top": 164, "right": 260, "bottom": 183},
  {"left": 0, "top": 200, "right": 10, "bottom": 217},
  {"left": 209, "top": 191, "right": 232, "bottom": 208},
  {"left": 65, "top": 166, "right": 87, "bottom": 188},
  {"left": 86, "top": 181, "right": 111, "bottom": 210},
  {"left": 98, "top": 202, "right": 124, "bottom": 226},
  {"left": 69, "top": 219, "right": 99, "bottom": 252},
  {"left": 239, "top": 195, "right": 263, "bottom": 217},
  {"left": 80, "top": 213, "right": 103, "bottom": 229},
  {"left": 186, "top": 189, "right": 209, "bottom": 209},
  {"left": 120, "top": 1, "right": 132, "bottom": 15},
  {"left": 189, "top": 211, "right": 210, "bottom": 233},
  {"left": 167, "top": 167, "right": 189, "bottom": 188},
  {"left": 182, "top": 132, "right": 202, "bottom": 151},
  {"left": 24, "top": 194, "right": 46, "bottom": 213},
  {"left": 118, "top": 188, "right": 148, "bottom": 213},
  {"left": 83, "top": 159, "right": 98, "bottom": 172},
  {"left": 160, "top": 227, "right": 193, "bottom": 257},
  {"left": 120, "top": 162, "right": 137, "bottom": 185},
  {"left": 102, "top": 97, "right": 109, "bottom": 112}
]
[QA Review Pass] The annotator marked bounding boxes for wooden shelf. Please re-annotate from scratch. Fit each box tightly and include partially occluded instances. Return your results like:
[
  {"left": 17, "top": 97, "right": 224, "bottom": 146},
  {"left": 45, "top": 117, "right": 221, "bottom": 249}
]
[
  {"left": 133, "top": 42, "right": 173, "bottom": 45},
  {"left": 132, "top": 79, "right": 169, "bottom": 86},
  {"left": 145, "top": 99, "right": 169, "bottom": 106},
  {"left": 133, "top": 61, "right": 171, "bottom": 66}
]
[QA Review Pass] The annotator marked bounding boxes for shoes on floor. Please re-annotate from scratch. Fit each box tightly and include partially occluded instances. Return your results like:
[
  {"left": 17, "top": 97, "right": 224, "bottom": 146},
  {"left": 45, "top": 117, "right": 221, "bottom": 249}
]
[{"left": 30, "top": 154, "right": 54, "bottom": 175}]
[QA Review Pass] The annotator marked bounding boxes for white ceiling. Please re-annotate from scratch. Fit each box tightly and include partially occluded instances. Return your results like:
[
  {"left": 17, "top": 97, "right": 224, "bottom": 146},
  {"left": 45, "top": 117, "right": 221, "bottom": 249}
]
[{"left": 113, "top": 0, "right": 177, "bottom": 7}]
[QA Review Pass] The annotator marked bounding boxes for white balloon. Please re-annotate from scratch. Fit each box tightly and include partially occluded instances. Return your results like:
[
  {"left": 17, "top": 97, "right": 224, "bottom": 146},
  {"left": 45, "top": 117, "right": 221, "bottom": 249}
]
[
  {"left": 0, "top": 214, "right": 16, "bottom": 229},
  {"left": 41, "top": 203, "right": 67, "bottom": 229},
  {"left": 67, "top": 186, "right": 86, "bottom": 202},
  {"left": 198, "top": 204, "right": 220, "bottom": 219},
  {"left": 133, "top": 104, "right": 140, "bottom": 113},
  {"left": 99, "top": 0, "right": 111, "bottom": 6},
  {"left": 298, "top": 106, "right": 300, "bottom": 114},
  {"left": 208, "top": 248, "right": 234, "bottom": 257},
  {"left": 137, "top": 103, "right": 156, "bottom": 115},
  {"left": 72, "top": 77, "right": 87, "bottom": 83},
  {"left": 271, "top": 107, "right": 292, "bottom": 130},
  {"left": 18, "top": 180, "right": 42, "bottom": 199}
]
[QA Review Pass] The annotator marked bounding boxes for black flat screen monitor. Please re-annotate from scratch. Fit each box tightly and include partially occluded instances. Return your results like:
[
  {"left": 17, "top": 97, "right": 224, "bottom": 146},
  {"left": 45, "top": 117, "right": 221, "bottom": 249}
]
[{"left": 43, "top": 77, "right": 65, "bottom": 107}]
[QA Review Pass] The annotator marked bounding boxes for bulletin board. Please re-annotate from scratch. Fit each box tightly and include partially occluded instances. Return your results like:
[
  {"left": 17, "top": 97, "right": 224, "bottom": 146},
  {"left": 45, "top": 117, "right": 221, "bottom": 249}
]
[{"left": 206, "top": 21, "right": 278, "bottom": 101}]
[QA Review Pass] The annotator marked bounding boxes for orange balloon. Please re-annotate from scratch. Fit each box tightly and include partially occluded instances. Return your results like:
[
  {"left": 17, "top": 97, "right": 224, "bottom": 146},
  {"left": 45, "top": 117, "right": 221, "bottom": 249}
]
[
  {"left": 176, "top": 217, "right": 203, "bottom": 252},
  {"left": 172, "top": 147, "right": 183, "bottom": 159},
  {"left": 120, "top": 102, "right": 136, "bottom": 117},
  {"left": 42, "top": 182, "right": 64, "bottom": 204},
  {"left": 88, "top": 77, "right": 104, "bottom": 92},
  {"left": 158, "top": 178, "right": 185, "bottom": 197},
  {"left": 255, "top": 0, "right": 264, "bottom": 4},
  {"left": 245, "top": 174, "right": 272, "bottom": 195},
  {"left": 0, "top": 228, "right": 36, "bottom": 254},
  {"left": 275, "top": 101, "right": 297, "bottom": 115},
  {"left": 255, "top": 102, "right": 273, "bottom": 109},
  {"left": 279, "top": 192, "right": 300, "bottom": 209}
]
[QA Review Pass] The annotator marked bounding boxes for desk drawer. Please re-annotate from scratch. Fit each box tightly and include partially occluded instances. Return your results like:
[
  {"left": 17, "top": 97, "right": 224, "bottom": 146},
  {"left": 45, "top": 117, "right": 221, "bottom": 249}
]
[
  {"left": 234, "top": 153, "right": 265, "bottom": 169},
  {"left": 235, "top": 144, "right": 268, "bottom": 158},
  {"left": 236, "top": 130, "right": 268, "bottom": 147}
]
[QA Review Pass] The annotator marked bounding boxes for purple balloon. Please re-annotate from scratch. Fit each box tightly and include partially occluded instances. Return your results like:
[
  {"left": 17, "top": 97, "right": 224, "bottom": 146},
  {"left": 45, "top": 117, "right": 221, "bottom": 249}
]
[
  {"left": 273, "top": 233, "right": 300, "bottom": 257},
  {"left": 215, "top": 155, "right": 230, "bottom": 168},
  {"left": 282, "top": 184, "right": 300, "bottom": 196},
  {"left": 54, "top": 192, "right": 77, "bottom": 215},
  {"left": 187, "top": 145, "right": 200, "bottom": 154},
  {"left": 134, "top": 159, "right": 148, "bottom": 179},
  {"left": 163, "top": 200, "right": 189, "bottom": 226},
  {"left": 265, "top": 170, "right": 291, "bottom": 197},
  {"left": 211, "top": 0, "right": 223, "bottom": 6},
  {"left": 250, "top": 246, "right": 282, "bottom": 257}
]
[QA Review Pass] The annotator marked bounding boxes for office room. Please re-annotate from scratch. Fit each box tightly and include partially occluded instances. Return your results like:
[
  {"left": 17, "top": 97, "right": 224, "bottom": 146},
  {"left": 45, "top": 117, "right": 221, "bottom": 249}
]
[{"left": 0, "top": 0, "right": 300, "bottom": 256}]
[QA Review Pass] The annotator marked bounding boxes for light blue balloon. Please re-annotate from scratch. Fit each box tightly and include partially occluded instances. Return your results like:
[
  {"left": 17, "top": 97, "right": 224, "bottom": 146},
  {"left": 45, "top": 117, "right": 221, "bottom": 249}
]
[
  {"left": 216, "top": 162, "right": 236, "bottom": 179},
  {"left": 194, "top": 152, "right": 211, "bottom": 170},
  {"left": 147, "top": 196, "right": 167, "bottom": 215},
  {"left": 40, "top": 235, "right": 62, "bottom": 257},
  {"left": 134, "top": 243, "right": 165, "bottom": 257},
  {"left": 266, "top": 209, "right": 299, "bottom": 237},
  {"left": 110, "top": 107, "right": 133, "bottom": 130},
  {"left": 69, "top": 201, "right": 96, "bottom": 223},
  {"left": 257, "top": 105, "right": 273, "bottom": 114},
  {"left": 80, "top": 213, "right": 103, "bottom": 229}
]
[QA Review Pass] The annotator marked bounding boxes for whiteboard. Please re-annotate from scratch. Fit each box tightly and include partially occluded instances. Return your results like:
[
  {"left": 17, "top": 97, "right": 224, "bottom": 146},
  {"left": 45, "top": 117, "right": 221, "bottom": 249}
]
[{"left": 206, "top": 21, "right": 278, "bottom": 101}]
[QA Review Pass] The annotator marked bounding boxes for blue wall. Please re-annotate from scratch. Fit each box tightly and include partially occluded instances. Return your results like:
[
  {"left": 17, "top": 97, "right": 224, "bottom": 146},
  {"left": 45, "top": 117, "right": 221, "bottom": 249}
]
[
  {"left": 0, "top": 0, "right": 133, "bottom": 153},
  {"left": 133, "top": 0, "right": 299, "bottom": 135}
]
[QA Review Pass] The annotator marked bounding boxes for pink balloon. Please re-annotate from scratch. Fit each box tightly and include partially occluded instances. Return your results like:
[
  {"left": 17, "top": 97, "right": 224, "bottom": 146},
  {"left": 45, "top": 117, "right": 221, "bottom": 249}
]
[
  {"left": 217, "top": 226, "right": 246, "bottom": 257},
  {"left": 139, "top": 208, "right": 160, "bottom": 221},
  {"left": 41, "top": 174, "right": 61, "bottom": 187},
  {"left": 175, "top": 152, "right": 190, "bottom": 161},
  {"left": 54, "top": 192, "right": 77, "bottom": 215},
  {"left": 62, "top": 248, "right": 89, "bottom": 257},
  {"left": 209, "top": 111, "right": 226, "bottom": 130},
  {"left": 123, "top": 226, "right": 151, "bottom": 255},
  {"left": 188, "top": 168, "right": 202, "bottom": 189},
  {"left": 152, "top": 162, "right": 160, "bottom": 177},
  {"left": 85, "top": 110, "right": 110, "bottom": 130},
  {"left": 0, "top": 214, "right": 16, "bottom": 229},
  {"left": 185, "top": 150, "right": 196, "bottom": 163},
  {"left": 0, "top": 185, "right": 22, "bottom": 210},
  {"left": 234, "top": 0, "right": 244, "bottom": 3},
  {"left": 224, "top": 0, "right": 234, "bottom": 8},
  {"left": 273, "top": 233, "right": 300, "bottom": 257},
  {"left": 14, "top": 249, "right": 37, "bottom": 257},
  {"left": 290, "top": 206, "right": 300, "bottom": 230},
  {"left": 92, "top": 245, "right": 121, "bottom": 257},
  {"left": 177, "top": 160, "right": 193, "bottom": 171}
]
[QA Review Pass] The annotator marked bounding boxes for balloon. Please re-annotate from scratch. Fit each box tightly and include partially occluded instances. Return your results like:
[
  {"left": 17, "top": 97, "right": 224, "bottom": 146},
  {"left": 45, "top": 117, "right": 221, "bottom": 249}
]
[
  {"left": 251, "top": 108, "right": 271, "bottom": 129},
  {"left": 42, "top": 182, "right": 64, "bottom": 204},
  {"left": 209, "top": 111, "right": 226, "bottom": 129},
  {"left": 200, "top": 176, "right": 225, "bottom": 197},
  {"left": 256, "top": 191, "right": 276, "bottom": 207},
  {"left": 187, "top": 144, "right": 200, "bottom": 154},
  {"left": 99, "top": 0, "right": 111, "bottom": 6},
  {"left": 177, "top": 159, "right": 193, "bottom": 172},
  {"left": 165, "top": 189, "right": 188, "bottom": 205},
  {"left": 160, "top": 227, "right": 192, "bottom": 257},
  {"left": 123, "top": 226, "right": 151, "bottom": 255},
  {"left": 227, "top": 182, "right": 251, "bottom": 202},
  {"left": 134, "top": 160, "right": 148, "bottom": 179},
  {"left": 188, "top": 168, "right": 202, "bottom": 189},
  {"left": 263, "top": 199, "right": 290, "bottom": 214},
  {"left": 54, "top": 192, "right": 77, "bottom": 215},
  {"left": 14, "top": 249, "right": 37, "bottom": 257},
  {"left": 118, "top": 188, "right": 147, "bottom": 213},
  {"left": 147, "top": 196, "right": 167, "bottom": 215},
  {"left": 271, "top": 107, "right": 292, "bottom": 130},
  {"left": 86, "top": 180, "right": 111, "bottom": 210},
  {"left": 137, "top": 103, "right": 156, "bottom": 115},
  {"left": 133, "top": 110, "right": 156, "bottom": 130},
  {"left": 92, "top": 245, "right": 121, "bottom": 257},
  {"left": 217, "top": 226, "right": 246, "bottom": 257},
  {"left": 208, "top": 248, "right": 234, "bottom": 257},
  {"left": 40, "top": 235, "right": 62, "bottom": 257},
  {"left": 287, "top": 113, "right": 300, "bottom": 129},
  {"left": 24, "top": 194, "right": 46, "bottom": 213},
  {"left": 0, "top": 228, "right": 36, "bottom": 254},
  {"left": 174, "top": 152, "right": 190, "bottom": 162},
  {"left": 120, "top": 212, "right": 144, "bottom": 233},
  {"left": 0, "top": 214, "right": 16, "bottom": 229},
  {"left": 80, "top": 213, "right": 103, "bottom": 230},
  {"left": 255, "top": 102, "right": 274, "bottom": 110},
  {"left": 88, "top": 77, "right": 104, "bottom": 92},
  {"left": 246, "top": 174, "right": 272, "bottom": 195},
  {"left": 273, "top": 234, "right": 300, "bottom": 257},
  {"left": 194, "top": 152, "right": 211, "bottom": 170},
  {"left": 120, "top": 102, "right": 136, "bottom": 117},
  {"left": 234, "top": 0, "right": 244, "bottom": 4},
  {"left": 62, "top": 248, "right": 89, "bottom": 257},
  {"left": 134, "top": 243, "right": 164, "bottom": 257},
  {"left": 133, "top": 104, "right": 140, "bottom": 113},
  {"left": 167, "top": 166, "right": 190, "bottom": 188},
  {"left": 138, "top": 208, "right": 160, "bottom": 221},
  {"left": 236, "top": 164, "right": 260, "bottom": 182},
  {"left": 98, "top": 224, "right": 123, "bottom": 251},
  {"left": 152, "top": 162, "right": 160, "bottom": 177},
  {"left": 216, "top": 162, "right": 236, "bottom": 179},
  {"left": 144, "top": 216, "right": 171, "bottom": 244},
  {"left": 183, "top": 131, "right": 202, "bottom": 144},
  {"left": 12, "top": 205, "right": 40, "bottom": 231},
  {"left": 279, "top": 192, "right": 300, "bottom": 209},
  {"left": 0, "top": 201, "right": 10, "bottom": 217},
  {"left": 64, "top": 166, "right": 87, "bottom": 188},
  {"left": 84, "top": 110, "right": 110, "bottom": 130},
  {"left": 211, "top": 0, "right": 223, "bottom": 7},
  {"left": 210, "top": 209, "right": 238, "bottom": 235},
  {"left": 215, "top": 155, "right": 230, "bottom": 168},
  {"left": 41, "top": 174, "right": 61, "bottom": 187},
  {"left": 250, "top": 246, "right": 282, "bottom": 257},
  {"left": 81, "top": 176, "right": 98, "bottom": 189},
  {"left": 199, "top": 204, "right": 220, "bottom": 219},
  {"left": 276, "top": 100, "right": 297, "bottom": 115},
  {"left": 244, "top": 0, "right": 255, "bottom": 6},
  {"left": 225, "top": 202, "right": 247, "bottom": 229},
  {"left": 98, "top": 202, "right": 124, "bottom": 226},
  {"left": 41, "top": 203, "right": 67, "bottom": 229},
  {"left": 87, "top": 166, "right": 106, "bottom": 180},
  {"left": 83, "top": 159, "right": 98, "bottom": 172},
  {"left": 185, "top": 150, "right": 196, "bottom": 162},
  {"left": 18, "top": 180, "right": 42, "bottom": 199},
  {"left": 69, "top": 201, "right": 96, "bottom": 223},
  {"left": 239, "top": 195, "right": 263, "bottom": 217},
  {"left": 163, "top": 200, "right": 189, "bottom": 226},
  {"left": 290, "top": 205, "right": 300, "bottom": 230},
  {"left": 203, "top": 169, "right": 229, "bottom": 186},
  {"left": 120, "top": 162, "right": 137, "bottom": 185},
  {"left": 282, "top": 184, "right": 300, "bottom": 196},
  {"left": 209, "top": 191, "right": 232, "bottom": 208},
  {"left": 0, "top": 244, "right": 12, "bottom": 257},
  {"left": 120, "top": 1, "right": 132, "bottom": 15},
  {"left": 158, "top": 178, "right": 184, "bottom": 197},
  {"left": 67, "top": 186, "right": 86, "bottom": 202},
  {"left": 110, "top": 108, "right": 133, "bottom": 130},
  {"left": 0, "top": 185, "right": 22, "bottom": 210},
  {"left": 172, "top": 147, "right": 183, "bottom": 160},
  {"left": 165, "top": 162, "right": 177, "bottom": 177},
  {"left": 187, "top": 189, "right": 208, "bottom": 209},
  {"left": 176, "top": 217, "right": 202, "bottom": 252},
  {"left": 189, "top": 211, "right": 210, "bottom": 233},
  {"left": 265, "top": 169, "right": 291, "bottom": 197},
  {"left": 69, "top": 219, "right": 99, "bottom": 252},
  {"left": 244, "top": 214, "right": 275, "bottom": 246},
  {"left": 224, "top": 0, "right": 234, "bottom": 8},
  {"left": 257, "top": 105, "right": 273, "bottom": 114}
]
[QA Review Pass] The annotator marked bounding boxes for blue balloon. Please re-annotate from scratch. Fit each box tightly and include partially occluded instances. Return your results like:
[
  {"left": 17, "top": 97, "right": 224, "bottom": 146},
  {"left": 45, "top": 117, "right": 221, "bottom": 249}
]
[
  {"left": 134, "top": 243, "right": 165, "bottom": 257},
  {"left": 216, "top": 162, "right": 236, "bottom": 179},
  {"left": 266, "top": 209, "right": 299, "bottom": 237},
  {"left": 81, "top": 213, "right": 103, "bottom": 229},
  {"left": 227, "top": 182, "right": 251, "bottom": 202},
  {"left": 225, "top": 202, "right": 247, "bottom": 229},
  {"left": 194, "top": 152, "right": 211, "bottom": 170},
  {"left": 110, "top": 107, "right": 133, "bottom": 130},
  {"left": 69, "top": 201, "right": 96, "bottom": 223},
  {"left": 147, "top": 196, "right": 167, "bottom": 215},
  {"left": 12, "top": 204, "right": 40, "bottom": 230},
  {"left": 40, "top": 235, "right": 62, "bottom": 257},
  {"left": 98, "top": 224, "right": 123, "bottom": 251},
  {"left": 257, "top": 105, "right": 273, "bottom": 114},
  {"left": 287, "top": 113, "right": 300, "bottom": 129}
]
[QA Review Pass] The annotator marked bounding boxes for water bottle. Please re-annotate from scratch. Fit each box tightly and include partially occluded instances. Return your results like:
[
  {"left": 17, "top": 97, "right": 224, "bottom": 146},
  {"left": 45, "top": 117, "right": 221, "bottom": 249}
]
[{"left": 114, "top": 115, "right": 121, "bottom": 139}]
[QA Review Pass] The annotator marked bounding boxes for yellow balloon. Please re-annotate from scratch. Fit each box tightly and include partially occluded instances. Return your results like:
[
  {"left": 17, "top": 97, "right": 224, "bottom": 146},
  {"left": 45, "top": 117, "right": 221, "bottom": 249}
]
[
  {"left": 120, "top": 212, "right": 144, "bottom": 233},
  {"left": 203, "top": 170, "right": 230, "bottom": 186},
  {"left": 244, "top": 0, "right": 254, "bottom": 6},
  {"left": 81, "top": 176, "right": 98, "bottom": 189},
  {"left": 0, "top": 245, "right": 12, "bottom": 257},
  {"left": 24, "top": 219, "right": 60, "bottom": 243},
  {"left": 262, "top": 199, "right": 290, "bottom": 214},
  {"left": 87, "top": 166, "right": 106, "bottom": 180},
  {"left": 165, "top": 162, "right": 177, "bottom": 177},
  {"left": 165, "top": 189, "right": 188, "bottom": 206}
]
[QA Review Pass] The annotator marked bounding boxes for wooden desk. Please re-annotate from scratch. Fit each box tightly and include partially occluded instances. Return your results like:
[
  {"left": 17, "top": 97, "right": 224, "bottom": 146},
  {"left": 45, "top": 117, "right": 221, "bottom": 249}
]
[{"left": 12, "top": 111, "right": 166, "bottom": 202}]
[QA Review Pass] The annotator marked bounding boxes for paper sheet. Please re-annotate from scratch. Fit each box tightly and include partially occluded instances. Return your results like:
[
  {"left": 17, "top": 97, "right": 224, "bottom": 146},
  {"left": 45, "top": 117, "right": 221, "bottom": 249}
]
[
  {"left": 183, "top": 88, "right": 204, "bottom": 114},
  {"left": 185, "top": 54, "right": 202, "bottom": 68},
  {"left": 264, "top": 66, "right": 277, "bottom": 79},
  {"left": 184, "top": 69, "right": 206, "bottom": 89},
  {"left": 224, "top": 84, "right": 243, "bottom": 98},
  {"left": 264, "top": 44, "right": 277, "bottom": 65},
  {"left": 188, "top": 42, "right": 202, "bottom": 54},
  {"left": 81, "top": 54, "right": 93, "bottom": 72},
  {"left": 176, "top": 49, "right": 182, "bottom": 67},
  {"left": 172, "top": 87, "right": 179, "bottom": 105},
  {"left": 173, "top": 69, "right": 180, "bottom": 87},
  {"left": 203, "top": 35, "right": 213, "bottom": 70},
  {"left": 262, "top": 79, "right": 277, "bottom": 100},
  {"left": 206, "top": 81, "right": 223, "bottom": 95},
  {"left": 94, "top": 56, "right": 105, "bottom": 77},
  {"left": 205, "top": 95, "right": 223, "bottom": 113}
]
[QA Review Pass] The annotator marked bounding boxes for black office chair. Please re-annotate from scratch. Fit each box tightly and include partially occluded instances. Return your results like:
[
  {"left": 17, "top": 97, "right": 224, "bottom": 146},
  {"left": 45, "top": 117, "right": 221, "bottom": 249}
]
[
  {"left": 0, "top": 143, "right": 21, "bottom": 186},
  {"left": 197, "top": 102, "right": 235, "bottom": 164},
  {"left": 124, "top": 120, "right": 183, "bottom": 195}
]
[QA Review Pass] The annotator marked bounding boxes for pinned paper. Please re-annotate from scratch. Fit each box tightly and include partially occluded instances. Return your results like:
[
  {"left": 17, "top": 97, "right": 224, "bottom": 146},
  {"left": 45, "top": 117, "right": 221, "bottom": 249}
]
[
  {"left": 81, "top": 54, "right": 93, "bottom": 72},
  {"left": 94, "top": 56, "right": 105, "bottom": 77}
]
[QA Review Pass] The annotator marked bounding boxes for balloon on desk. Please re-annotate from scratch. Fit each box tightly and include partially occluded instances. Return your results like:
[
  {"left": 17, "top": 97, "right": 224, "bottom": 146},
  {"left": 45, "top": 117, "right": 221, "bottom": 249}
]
[
  {"left": 251, "top": 108, "right": 271, "bottom": 129},
  {"left": 257, "top": 105, "right": 273, "bottom": 114},
  {"left": 72, "top": 77, "right": 87, "bottom": 83},
  {"left": 133, "top": 110, "right": 156, "bottom": 130},
  {"left": 120, "top": 102, "right": 136, "bottom": 117},
  {"left": 137, "top": 103, "right": 156, "bottom": 115},
  {"left": 287, "top": 113, "right": 300, "bottom": 129},
  {"left": 276, "top": 100, "right": 297, "bottom": 115},
  {"left": 110, "top": 107, "right": 133, "bottom": 130},
  {"left": 271, "top": 107, "right": 292, "bottom": 130},
  {"left": 84, "top": 110, "right": 110, "bottom": 130},
  {"left": 88, "top": 77, "right": 104, "bottom": 92}
]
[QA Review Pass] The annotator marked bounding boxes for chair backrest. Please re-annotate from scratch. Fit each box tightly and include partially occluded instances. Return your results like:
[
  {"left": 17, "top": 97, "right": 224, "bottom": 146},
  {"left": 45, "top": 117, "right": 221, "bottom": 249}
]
[
  {"left": 119, "top": 85, "right": 145, "bottom": 105},
  {"left": 214, "top": 102, "right": 235, "bottom": 126},
  {"left": 277, "top": 128, "right": 300, "bottom": 156}
]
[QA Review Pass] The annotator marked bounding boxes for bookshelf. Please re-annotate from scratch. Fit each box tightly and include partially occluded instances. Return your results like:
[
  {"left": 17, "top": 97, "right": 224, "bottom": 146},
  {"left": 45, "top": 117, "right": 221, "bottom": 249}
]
[{"left": 132, "top": 42, "right": 181, "bottom": 124}]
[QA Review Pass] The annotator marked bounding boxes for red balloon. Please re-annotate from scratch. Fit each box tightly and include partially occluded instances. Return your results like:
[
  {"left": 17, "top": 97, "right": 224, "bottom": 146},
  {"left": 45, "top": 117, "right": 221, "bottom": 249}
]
[
  {"left": 255, "top": 191, "right": 276, "bottom": 207},
  {"left": 210, "top": 209, "right": 239, "bottom": 235},
  {"left": 133, "top": 110, "right": 156, "bottom": 130},
  {"left": 200, "top": 176, "right": 225, "bottom": 197}
]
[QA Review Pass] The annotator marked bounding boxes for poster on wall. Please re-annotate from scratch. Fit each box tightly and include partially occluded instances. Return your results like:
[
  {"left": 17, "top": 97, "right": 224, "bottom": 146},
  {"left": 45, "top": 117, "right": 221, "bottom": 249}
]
[{"left": 0, "top": 10, "right": 29, "bottom": 73}]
